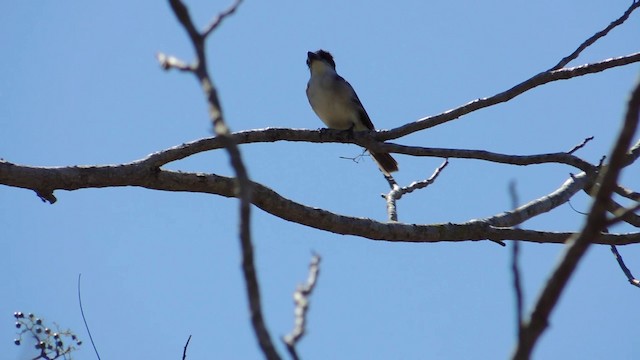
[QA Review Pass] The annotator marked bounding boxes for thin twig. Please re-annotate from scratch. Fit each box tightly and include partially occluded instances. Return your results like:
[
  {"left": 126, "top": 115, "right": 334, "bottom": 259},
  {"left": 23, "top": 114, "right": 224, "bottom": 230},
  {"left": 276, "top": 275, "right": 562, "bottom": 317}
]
[
  {"left": 283, "top": 254, "right": 322, "bottom": 360},
  {"left": 77, "top": 274, "right": 101, "bottom": 360},
  {"left": 567, "top": 136, "right": 594, "bottom": 154},
  {"left": 550, "top": 1, "right": 640, "bottom": 70},
  {"left": 182, "top": 335, "right": 192, "bottom": 360},
  {"left": 610, "top": 245, "right": 640, "bottom": 287},
  {"left": 384, "top": 159, "right": 448, "bottom": 222},
  {"left": 203, "top": 0, "right": 243, "bottom": 37},
  {"left": 512, "top": 75, "right": 640, "bottom": 360},
  {"left": 508, "top": 181, "right": 524, "bottom": 341}
]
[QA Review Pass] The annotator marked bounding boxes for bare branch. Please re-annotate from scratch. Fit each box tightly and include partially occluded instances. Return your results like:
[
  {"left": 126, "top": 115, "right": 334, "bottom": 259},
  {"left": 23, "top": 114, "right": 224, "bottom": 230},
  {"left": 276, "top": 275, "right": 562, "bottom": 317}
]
[
  {"left": 512, "top": 75, "right": 640, "bottom": 360},
  {"left": 610, "top": 245, "right": 640, "bottom": 288},
  {"left": 164, "top": 1, "right": 280, "bottom": 359},
  {"left": 156, "top": 53, "right": 194, "bottom": 72},
  {"left": 381, "top": 52, "right": 640, "bottom": 141},
  {"left": 606, "top": 201, "right": 640, "bottom": 227},
  {"left": 567, "top": 136, "right": 594, "bottom": 155},
  {"left": 550, "top": 1, "right": 640, "bottom": 70},
  {"left": 484, "top": 172, "right": 591, "bottom": 227},
  {"left": 623, "top": 138, "right": 640, "bottom": 167},
  {"left": 615, "top": 184, "right": 640, "bottom": 202},
  {"left": 3, "top": 160, "right": 640, "bottom": 245},
  {"left": 283, "top": 254, "right": 322, "bottom": 360},
  {"left": 383, "top": 159, "right": 449, "bottom": 222},
  {"left": 109, "top": 128, "right": 596, "bottom": 175},
  {"left": 182, "top": 335, "right": 192, "bottom": 360},
  {"left": 202, "top": 0, "right": 243, "bottom": 37},
  {"left": 508, "top": 182, "right": 524, "bottom": 341}
]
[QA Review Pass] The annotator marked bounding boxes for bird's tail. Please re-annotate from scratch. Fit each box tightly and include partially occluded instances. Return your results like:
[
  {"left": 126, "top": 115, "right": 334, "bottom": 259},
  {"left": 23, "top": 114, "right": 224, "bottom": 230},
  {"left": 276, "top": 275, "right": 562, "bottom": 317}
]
[{"left": 370, "top": 151, "right": 398, "bottom": 176}]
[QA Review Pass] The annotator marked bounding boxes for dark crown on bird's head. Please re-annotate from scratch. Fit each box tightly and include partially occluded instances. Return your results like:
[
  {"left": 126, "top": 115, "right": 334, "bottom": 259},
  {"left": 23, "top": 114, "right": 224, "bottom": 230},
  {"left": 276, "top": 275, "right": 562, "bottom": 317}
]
[{"left": 307, "top": 50, "right": 336, "bottom": 70}]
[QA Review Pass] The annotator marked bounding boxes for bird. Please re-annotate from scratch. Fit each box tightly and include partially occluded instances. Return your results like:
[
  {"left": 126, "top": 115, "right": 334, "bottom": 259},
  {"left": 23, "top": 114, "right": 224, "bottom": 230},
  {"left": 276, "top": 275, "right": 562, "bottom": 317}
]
[{"left": 305, "top": 49, "right": 398, "bottom": 175}]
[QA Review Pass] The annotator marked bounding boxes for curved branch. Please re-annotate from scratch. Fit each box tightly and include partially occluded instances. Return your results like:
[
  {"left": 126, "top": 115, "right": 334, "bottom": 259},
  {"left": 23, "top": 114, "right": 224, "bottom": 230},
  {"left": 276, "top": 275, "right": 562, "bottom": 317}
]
[
  {"left": 135, "top": 128, "right": 597, "bottom": 174},
  {"left": 2, "top": 160, "right": 638, "bottom": 245}
]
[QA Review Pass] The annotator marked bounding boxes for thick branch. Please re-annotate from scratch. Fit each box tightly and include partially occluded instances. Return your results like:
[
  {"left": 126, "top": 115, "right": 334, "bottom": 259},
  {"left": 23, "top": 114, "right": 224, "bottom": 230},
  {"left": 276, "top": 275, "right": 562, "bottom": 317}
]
[{"left": 2, "top": 160, "right": 639, "bottom": 245}]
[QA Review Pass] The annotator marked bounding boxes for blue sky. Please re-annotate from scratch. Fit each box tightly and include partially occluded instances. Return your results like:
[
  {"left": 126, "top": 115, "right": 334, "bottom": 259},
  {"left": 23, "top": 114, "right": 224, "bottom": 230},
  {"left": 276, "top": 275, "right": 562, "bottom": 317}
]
[{"left": 2, "top": 1, "right": 639, "bottom": 359}]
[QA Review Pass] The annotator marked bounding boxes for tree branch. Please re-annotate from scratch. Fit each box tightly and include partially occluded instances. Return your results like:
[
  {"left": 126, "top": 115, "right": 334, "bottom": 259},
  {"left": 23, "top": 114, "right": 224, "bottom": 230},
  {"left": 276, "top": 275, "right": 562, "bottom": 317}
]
[
  {"left": 484, "top": 172, "right": 592, "bottom": 227},
  {"left": 2, "top": 160, "right": 639, "bottom": 245},
  {"left": 163, "top": 1, "right": 280, "bottom": 359},
  {"left": 512, "top": 75, "right": 640, "bottom": 360},
  {"left": 380, "top": 52, "right": 640, "bottom": 141},
  {"left": 283, "top": 254, "right": 322, "bottom": 360},
  {"left": 550, "top": 1, "right": 640, "bottom": 70}
]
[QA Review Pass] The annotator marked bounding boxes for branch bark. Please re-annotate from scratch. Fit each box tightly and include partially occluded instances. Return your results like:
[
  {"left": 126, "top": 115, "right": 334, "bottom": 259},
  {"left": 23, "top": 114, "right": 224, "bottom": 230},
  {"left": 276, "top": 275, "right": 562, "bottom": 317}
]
[{"left": 2, "top": 160, "right": 638, "bottom": 245}]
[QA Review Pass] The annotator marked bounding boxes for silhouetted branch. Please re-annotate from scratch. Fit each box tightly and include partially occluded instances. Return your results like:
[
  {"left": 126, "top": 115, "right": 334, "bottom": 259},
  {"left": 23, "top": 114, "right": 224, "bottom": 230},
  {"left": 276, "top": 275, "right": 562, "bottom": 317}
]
[
  {"left": 182, "top": 335, "right": 192, "bottom": 360},
  {"left": 567, "top": 136, "right": 594, "bottom": 155},
  {"left": 610, "top": 245, "right": 640, "bottom": 288},
  {"left": 78, "top": 274, "right": 101, "bottom": 360},
  {"left": 550, "top": 1, "right": 640, "bottom": 70}
]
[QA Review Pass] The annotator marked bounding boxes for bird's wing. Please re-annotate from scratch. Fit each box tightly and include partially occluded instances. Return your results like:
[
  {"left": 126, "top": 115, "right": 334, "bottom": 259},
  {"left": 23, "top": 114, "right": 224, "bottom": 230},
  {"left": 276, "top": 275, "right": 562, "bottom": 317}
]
[{"left": 343, "top": 78, "right": 375, "bottom": 131}]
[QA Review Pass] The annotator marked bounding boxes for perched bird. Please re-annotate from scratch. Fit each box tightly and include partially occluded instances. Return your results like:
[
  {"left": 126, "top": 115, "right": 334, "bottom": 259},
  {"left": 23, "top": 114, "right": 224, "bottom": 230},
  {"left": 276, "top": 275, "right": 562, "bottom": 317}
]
[{"left": 305, "top": 50, "right": 398, "bottom": 175}]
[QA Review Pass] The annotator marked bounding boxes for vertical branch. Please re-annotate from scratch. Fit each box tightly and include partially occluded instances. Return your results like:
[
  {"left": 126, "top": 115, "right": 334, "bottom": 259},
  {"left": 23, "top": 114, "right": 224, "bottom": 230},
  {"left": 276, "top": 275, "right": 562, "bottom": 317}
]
[
  {"left": 512, "top": 76, "right": 640, "bottom": 359},
  {"left": 78, "top": 274, "right": 101, "bottom": 360},
  {"left": 508, "top": 182, "right": 524, "bottom": 340},
  {"left": 283, "top": 254, "right": 322, "bottom": 360},
  {"left": 162, "top": 1, "right": 280, "bottom": 359}
]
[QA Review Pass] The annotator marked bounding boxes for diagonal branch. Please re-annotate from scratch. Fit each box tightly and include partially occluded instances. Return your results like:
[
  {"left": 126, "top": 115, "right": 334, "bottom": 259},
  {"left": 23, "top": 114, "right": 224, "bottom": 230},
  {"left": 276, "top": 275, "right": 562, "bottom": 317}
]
[
  {"left": 203, "top": 0, "right": 243, "bottom": 37},
  {"left": 610, "top": 245, "right": 640, "bottom": 287},
  {"left": 550, "top": 1, "right": 640, "bottom": 70},
  {"left": 380, "top": 52, "right": 640, "bottom": 141},
  {"left": 512, "top": 75, "right": 640, "bottom": 360},
  {"left": 484, "top": 172, "right": 592, "bottom": 227}
]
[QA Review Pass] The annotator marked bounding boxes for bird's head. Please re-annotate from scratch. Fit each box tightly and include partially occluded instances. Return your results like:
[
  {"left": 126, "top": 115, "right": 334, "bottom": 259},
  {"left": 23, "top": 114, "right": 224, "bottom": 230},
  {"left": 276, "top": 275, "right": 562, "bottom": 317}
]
[{"left": 307, "top": 50, "right": 336, "bottom": 74}]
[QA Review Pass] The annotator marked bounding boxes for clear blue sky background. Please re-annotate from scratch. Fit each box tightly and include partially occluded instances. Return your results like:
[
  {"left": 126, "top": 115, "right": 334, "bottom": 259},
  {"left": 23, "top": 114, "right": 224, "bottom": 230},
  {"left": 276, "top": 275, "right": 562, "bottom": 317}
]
[{"left": 2, "top": 1, "right": 639, "bottom": 359}]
